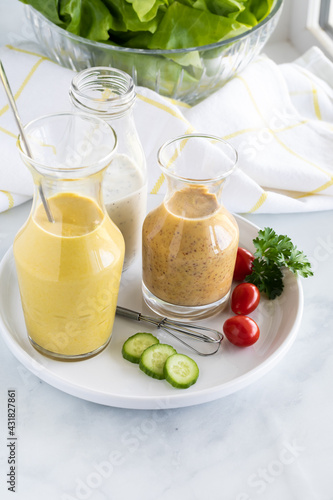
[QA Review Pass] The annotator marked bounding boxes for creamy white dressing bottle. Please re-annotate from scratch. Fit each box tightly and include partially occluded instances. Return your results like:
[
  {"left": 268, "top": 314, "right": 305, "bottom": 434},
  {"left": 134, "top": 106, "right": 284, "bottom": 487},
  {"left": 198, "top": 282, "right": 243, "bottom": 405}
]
[{"left": 69, "top": 68, "right": 147, "bottom": 270}]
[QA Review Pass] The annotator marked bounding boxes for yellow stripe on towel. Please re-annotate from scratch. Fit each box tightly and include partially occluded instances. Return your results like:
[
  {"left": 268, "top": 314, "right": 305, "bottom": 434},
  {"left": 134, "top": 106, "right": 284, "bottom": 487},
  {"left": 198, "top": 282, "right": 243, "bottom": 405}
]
[
  {"left": 0, "top": 57, "right": 47, "bottom": 118},
  {"left": 312, "top": 86, "right": 322, "bottom": 120},
  {"left": 0, "top": 126, "right": 17, "bottom": 138},
  {"left": 150, "top": 173, "right": 165, "bottom": 195},
  {"left": 6, "top": 44, "right": 49, "bottom": 60},
  {"left": 296, "top": 178, "right": 333, "bottom": 198},
  {"left": 222, "top": 127, "right": 262, "bottom": 140},
  {"left": 0, "top": 190, "right": 14, "bottom": 209},
  {"left": 137, "top": 93, "right": 192, "bottom": 123},
  {"left": 247, "top": 191, "right": 268, "bottom": 213},
  {"left": 150, "top": 127, "right": 194, "bottom": 195}
]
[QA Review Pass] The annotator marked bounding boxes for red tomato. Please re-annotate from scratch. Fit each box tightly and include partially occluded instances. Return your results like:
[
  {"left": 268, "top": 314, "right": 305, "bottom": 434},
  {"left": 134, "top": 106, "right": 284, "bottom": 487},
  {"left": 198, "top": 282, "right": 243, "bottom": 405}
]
[
  {"left": 223, "top": 316, "right": 260, "bottom": 347},
  {"left": 233, "top": 247, "right": 254, "bottom": 281},
  {"left": 231, "top": 283, "right": 260, "bottom": 315}
]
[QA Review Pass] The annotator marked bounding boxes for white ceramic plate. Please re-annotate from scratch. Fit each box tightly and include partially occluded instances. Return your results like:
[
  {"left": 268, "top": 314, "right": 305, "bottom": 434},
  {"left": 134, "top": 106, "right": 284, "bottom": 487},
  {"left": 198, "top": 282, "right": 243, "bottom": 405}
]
[{"left": 0, "top": 215, "right": 303, "bottom": 409}]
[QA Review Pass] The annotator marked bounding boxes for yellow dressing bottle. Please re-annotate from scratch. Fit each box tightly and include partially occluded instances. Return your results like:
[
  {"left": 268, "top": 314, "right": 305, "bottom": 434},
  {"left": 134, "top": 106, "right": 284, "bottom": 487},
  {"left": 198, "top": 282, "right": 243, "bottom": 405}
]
[{"left": 13, "top": 113, "right": 124, "bottom": 360}]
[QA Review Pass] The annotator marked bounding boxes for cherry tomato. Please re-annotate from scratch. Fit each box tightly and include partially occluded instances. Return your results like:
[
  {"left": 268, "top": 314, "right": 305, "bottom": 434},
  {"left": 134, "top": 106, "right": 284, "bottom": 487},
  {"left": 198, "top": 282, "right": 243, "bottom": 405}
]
[
  {"left": 231, "top": 283, "right": 260, "bottom": 315},
  {"left": 233, "top": 247, "right": 254, "bottom": 281},
  {"left": 223, "top": 316, "right": 260, "bottom": 347}
]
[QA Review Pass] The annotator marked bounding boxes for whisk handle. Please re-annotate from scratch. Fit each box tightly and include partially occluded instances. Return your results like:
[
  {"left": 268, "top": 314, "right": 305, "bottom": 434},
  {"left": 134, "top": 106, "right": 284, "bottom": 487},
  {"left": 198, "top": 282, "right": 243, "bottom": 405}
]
[{"left": 116, "top": 306, "right": 141, "bottom": 322}]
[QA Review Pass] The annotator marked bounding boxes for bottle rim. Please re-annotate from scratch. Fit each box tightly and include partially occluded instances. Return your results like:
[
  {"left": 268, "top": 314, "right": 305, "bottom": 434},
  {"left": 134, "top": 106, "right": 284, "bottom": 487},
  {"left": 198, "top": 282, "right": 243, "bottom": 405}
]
[
  {"left": 69, "top": 67, "right": 136, "bottom": 116},
  {"left": 17, "top": 112, "right": 117, "bottom": 177},
  {"left": 158, "top": 133, "right": 238, "bottom": 183}
]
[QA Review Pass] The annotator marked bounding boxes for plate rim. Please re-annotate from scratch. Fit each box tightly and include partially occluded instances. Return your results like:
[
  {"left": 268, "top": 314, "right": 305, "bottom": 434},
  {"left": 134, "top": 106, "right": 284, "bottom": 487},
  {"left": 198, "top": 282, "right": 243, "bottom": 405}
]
[{"left": 0, "top": 214, "right": 304, "bottom": 409}]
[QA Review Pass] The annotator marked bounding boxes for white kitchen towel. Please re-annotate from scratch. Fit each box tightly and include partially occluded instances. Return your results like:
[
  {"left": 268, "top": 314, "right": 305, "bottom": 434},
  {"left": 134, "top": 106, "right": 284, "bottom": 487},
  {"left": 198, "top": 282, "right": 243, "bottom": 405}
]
[{"left": 0, "top": 43, "right": 333, "bottom": 214}]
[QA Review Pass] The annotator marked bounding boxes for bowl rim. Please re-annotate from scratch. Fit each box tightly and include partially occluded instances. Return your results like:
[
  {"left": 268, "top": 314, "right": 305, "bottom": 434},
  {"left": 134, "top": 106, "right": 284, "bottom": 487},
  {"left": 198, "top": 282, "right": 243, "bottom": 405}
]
[{"left": 27, "top": 0, "right": 284, "bottom": 55}]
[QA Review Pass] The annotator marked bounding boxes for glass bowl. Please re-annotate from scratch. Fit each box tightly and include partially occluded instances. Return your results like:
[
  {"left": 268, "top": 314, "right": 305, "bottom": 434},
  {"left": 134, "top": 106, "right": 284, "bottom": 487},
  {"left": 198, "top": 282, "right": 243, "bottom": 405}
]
[{"left": 26, "top": 0, "right": 283, "bottom": 105}]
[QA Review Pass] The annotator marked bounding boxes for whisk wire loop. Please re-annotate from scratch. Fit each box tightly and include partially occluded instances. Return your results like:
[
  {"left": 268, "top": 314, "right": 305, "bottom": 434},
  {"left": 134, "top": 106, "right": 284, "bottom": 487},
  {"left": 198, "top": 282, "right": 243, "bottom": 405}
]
[{"left": 116, "top": 306, "right": 223, "bottom": 356}]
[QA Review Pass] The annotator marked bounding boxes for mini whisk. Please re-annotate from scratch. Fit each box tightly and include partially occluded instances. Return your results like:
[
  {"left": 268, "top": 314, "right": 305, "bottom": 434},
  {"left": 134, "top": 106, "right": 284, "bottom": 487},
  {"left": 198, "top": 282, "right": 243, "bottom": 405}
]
[{"left": 116, "top": 306, "right": 224, "bottom": 356}]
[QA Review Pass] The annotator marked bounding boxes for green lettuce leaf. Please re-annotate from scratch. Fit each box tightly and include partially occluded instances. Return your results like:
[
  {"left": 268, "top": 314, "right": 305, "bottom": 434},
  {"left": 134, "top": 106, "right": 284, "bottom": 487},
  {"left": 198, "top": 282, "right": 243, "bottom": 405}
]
[
  {"left": 248, "top": 0, "right": 274, "bottom": 22},
  {"left": 20, "top": 0, "right": 67, "bottom": 28},
  {"left": 59, "top": 0, "right": 82, "bottom": 33},
  {"left": 102, "top": 0, "right": 164, "bottom": 34},
  {"left": 97, "top": 43, "right": 200, "bottom": 96},
  {"left": 192, "top": 0, "right": 247, "bottom": 18},
  {"left": 236, "top": 9, "right": 258, "bottom": 26},
  {"left": 148, "top": 2, "right": 248, "bottom": 49},
  {"left": 79, "top": 0, "right": 115, "bottom": 40},
  {"left": 126, "top": 0, "right": 167, "bottom": 22}
]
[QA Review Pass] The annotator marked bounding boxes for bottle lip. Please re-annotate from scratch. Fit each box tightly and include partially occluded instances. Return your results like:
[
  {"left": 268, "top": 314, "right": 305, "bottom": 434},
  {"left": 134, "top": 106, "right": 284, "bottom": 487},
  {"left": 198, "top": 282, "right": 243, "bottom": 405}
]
[
  {"left": 69, "top": 67, "right": 136, "bottom": 116},
  {"left": 158, "top": 133, "right": 238, "bottom": 183},
  {"left": 17, "top": 112, "right": 117, "bottom": 178}
]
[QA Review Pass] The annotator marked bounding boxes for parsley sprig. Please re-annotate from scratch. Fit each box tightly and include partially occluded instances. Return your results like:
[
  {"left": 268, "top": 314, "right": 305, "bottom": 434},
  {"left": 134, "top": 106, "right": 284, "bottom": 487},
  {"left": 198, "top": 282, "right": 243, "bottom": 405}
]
[{"left": 245, "top": 227, "right": 313, "bottom": 299}]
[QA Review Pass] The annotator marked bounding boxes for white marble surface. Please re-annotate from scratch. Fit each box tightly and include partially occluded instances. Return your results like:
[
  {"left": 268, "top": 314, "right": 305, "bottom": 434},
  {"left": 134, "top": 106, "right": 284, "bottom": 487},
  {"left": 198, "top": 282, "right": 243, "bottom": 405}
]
[{"left": 0, "top": 2, "right": 332, "bottom": 500}]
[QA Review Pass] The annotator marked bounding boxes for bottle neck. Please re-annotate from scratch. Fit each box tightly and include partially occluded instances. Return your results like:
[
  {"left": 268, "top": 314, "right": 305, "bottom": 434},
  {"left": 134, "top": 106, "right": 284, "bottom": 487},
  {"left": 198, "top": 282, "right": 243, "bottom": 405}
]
[
  {"left": 69, "top": 68, "right": 136, "bottom": 119},
  {"left": 164, "top": 175, "right": 225, "bottom": 219},
  {"left": 30, "top": 170, "right": 106, "bottom": 225}
]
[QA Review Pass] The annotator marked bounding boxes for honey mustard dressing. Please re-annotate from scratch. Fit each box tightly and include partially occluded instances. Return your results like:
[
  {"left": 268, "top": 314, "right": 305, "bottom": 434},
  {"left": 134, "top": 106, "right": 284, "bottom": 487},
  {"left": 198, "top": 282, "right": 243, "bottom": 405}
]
[{"left": 14, "top": 193, "right": 124, "bottom": 357}]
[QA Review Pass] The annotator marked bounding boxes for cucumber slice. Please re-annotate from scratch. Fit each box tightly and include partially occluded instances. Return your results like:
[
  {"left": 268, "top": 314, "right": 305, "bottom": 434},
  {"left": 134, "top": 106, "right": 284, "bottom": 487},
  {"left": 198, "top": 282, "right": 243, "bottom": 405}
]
[
  {"left": 122, "top": 332, "right": 159, "bottom": 364},
  {"left": 164, "top": 354, "right": 199, "bottom": 389},
  {"left": 139, "top": 344, "right": 177, "bottom": 380}
]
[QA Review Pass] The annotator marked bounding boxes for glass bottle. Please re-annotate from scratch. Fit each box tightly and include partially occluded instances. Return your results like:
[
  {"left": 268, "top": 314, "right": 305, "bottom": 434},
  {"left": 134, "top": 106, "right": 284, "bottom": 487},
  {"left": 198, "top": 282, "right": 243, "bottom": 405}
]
[
  {"left": 69, "top": 67, "right": 147, "bottom": 271},
  {"left": 142, "top": 134, "right": 239, "bottom": 321},
  {"left": 13, "top": 113, "right": 125, "bottom": 360}
]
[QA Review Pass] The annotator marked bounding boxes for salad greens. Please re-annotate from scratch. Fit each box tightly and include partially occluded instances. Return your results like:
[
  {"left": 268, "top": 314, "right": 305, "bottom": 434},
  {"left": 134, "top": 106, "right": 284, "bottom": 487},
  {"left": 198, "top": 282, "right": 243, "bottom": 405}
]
[{"left": 20, "top": 0, "right": 275, "bottom": 49}]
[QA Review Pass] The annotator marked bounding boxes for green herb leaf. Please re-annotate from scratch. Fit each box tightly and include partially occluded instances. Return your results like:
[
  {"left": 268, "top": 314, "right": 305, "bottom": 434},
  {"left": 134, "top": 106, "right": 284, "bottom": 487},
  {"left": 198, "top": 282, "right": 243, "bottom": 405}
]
[
  {"left": 245, "top": 259, "right": 284, "bottom": 300},
  {"left": 253, "top": 227, "right": 293, "bottom": 264},
  {"left": 285, "top": 247, "right": 314, "bottom": 277},
  {"left": 247, "top": 227, "right": 313, "bottom": 299}
]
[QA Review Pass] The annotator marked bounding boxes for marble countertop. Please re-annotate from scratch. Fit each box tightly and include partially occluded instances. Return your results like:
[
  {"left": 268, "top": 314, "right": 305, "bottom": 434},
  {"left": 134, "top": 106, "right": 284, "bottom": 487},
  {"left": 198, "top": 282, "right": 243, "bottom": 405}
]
[{"left": 1, "top": 2, "right": 332, "bottom": 500}]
